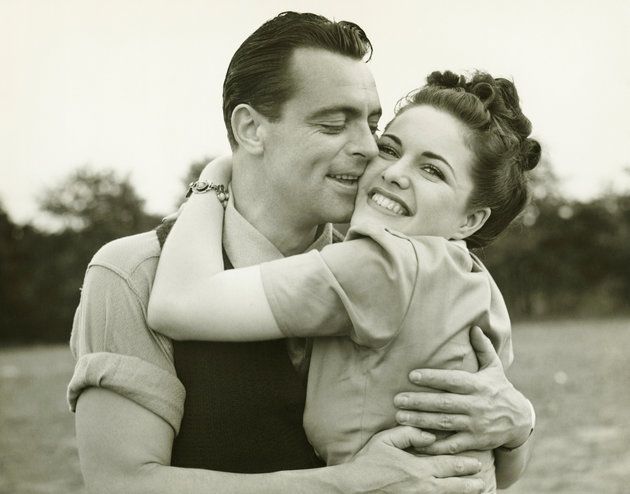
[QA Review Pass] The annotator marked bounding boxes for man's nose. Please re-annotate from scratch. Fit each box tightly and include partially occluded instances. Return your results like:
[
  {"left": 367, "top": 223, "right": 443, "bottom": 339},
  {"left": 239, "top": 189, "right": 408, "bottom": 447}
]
[{"left": 349, "top": 124, "right": 379, "bottom": 162}]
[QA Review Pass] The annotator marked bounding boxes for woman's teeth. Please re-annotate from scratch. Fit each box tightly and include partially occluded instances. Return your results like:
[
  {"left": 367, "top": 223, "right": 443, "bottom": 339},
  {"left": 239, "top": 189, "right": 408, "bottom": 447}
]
[{"left": 370, "top": 192, "right": 407, "bottom": 216}]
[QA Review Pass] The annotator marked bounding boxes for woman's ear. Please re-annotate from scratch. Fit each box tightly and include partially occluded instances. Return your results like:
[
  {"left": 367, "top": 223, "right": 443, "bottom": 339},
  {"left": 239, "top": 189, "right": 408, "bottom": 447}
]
[
  {"left": 231, "top": 104, "right": 265, "bottom": 155},
  {"left": 453, "top": 207, "right": 491, "bottom": 240}
]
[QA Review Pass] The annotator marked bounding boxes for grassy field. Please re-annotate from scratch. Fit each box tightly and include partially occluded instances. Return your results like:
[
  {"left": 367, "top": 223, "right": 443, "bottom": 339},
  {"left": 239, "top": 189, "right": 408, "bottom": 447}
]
[{"left": 1, "top": 318, "right": 629, "bottom": 493}]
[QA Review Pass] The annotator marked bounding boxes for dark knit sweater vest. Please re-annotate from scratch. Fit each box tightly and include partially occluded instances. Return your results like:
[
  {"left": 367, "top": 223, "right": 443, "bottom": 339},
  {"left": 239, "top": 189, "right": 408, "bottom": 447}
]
[{"left": 156, "top": 221, "right": 322, "bottom": 473}]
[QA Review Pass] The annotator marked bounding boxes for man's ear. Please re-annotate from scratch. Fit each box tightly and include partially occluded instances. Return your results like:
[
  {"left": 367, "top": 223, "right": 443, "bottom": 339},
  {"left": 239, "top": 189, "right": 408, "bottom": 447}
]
[
  {"left": 231, "top": 104, "right": 265, "bottom": 155},
  {"left": 452, "top": 207, "right": 491, "bottom": 240}
]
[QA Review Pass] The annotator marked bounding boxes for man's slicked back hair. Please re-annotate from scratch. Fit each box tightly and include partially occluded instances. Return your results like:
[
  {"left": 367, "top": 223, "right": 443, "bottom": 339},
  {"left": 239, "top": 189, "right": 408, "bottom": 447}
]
[{"left": 222, "top": 11, "right": 373, "bottom": 148}]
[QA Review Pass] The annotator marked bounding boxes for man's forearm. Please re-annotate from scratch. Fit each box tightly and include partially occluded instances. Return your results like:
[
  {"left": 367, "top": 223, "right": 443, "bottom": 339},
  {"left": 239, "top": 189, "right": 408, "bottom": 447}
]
[
  {"left": 494, "top": 429, "right": 534, "bottom": 489},
  {"left": 76, "top": 388, "right": 487, "bottom": 494},
  {"left": 76, "top": 388, "right": 352, "bottom": 494},
  {"left": 89, "top": 461, "right": 347, "bottom": 494}
]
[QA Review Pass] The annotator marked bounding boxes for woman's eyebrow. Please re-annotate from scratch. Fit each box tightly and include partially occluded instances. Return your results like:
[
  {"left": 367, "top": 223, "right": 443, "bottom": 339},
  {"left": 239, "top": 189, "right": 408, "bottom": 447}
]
[
  {"left": 421, "top": 151, "right": 454, "bottom": 174},
  {"left": 383, "top": 133, "right": 455, "bottom": 176},
  {"left": 381, "top": 133, "right": 402, "bottom": 146}
]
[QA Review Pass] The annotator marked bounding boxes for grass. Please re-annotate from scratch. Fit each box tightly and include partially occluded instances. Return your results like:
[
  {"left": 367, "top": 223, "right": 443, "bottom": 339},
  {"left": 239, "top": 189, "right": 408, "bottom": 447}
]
[
  {"left": 503, "top": 318, "right": 630, "bottom": 493},
  {"left": 0, "top": 345, "right": 83, "bottom": 494},
  {"left": 1, "top": 318, "right": 629, "bottom": 493}
]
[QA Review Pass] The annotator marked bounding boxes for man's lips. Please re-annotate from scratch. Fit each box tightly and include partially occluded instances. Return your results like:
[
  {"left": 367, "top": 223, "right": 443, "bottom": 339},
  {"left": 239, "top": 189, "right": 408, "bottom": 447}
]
[
  {"left": 368, "top": 188, "right": 410, "bottom": 216},
  {"left": 327, "top": 173, "right": 360, "bottom": 189}
]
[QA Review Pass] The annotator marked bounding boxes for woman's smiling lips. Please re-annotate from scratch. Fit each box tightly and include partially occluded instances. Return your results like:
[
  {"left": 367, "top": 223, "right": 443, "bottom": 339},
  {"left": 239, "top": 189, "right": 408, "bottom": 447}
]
[{"left": 367, "top": 187, "right": 410, "bottom": 216}]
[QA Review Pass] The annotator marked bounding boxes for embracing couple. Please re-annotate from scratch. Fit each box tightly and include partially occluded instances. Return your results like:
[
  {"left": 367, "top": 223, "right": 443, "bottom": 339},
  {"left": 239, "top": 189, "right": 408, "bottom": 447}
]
[{"left": 69, "top": 11, "right": 538, "bottom": 493}]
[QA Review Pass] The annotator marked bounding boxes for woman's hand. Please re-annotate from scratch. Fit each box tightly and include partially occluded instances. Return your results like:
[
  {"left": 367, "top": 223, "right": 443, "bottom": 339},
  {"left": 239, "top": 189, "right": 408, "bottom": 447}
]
[
  {"left": 393, "top": 326, "right": 534, "bottom": 454},
  {"left": 199, "top": 155, "right": 233, "bottom": 184}
]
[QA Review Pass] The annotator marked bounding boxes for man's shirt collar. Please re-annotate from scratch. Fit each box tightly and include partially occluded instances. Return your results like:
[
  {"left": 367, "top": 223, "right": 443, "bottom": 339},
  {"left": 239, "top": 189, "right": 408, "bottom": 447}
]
[{"left": 223, "top": 193, "right": 333, "bottom": 267}]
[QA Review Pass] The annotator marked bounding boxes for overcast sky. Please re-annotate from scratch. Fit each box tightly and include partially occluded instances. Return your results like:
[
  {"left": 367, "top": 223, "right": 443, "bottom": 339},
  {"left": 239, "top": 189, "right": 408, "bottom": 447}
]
[{"left": 2, "top": 0, "right": 629, "bottom": 225}]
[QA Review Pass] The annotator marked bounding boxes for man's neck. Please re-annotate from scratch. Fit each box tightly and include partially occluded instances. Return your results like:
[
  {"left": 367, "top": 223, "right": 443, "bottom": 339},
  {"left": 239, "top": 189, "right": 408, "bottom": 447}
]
[{"left": 231, "top": 180, "right": 321, "bottom": 257}]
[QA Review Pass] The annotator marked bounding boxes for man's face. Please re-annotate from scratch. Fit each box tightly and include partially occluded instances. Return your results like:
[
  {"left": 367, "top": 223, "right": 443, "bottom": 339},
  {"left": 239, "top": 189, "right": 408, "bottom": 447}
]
[{"left": 260, "top": 47, "right": 382, "bottom": 227}]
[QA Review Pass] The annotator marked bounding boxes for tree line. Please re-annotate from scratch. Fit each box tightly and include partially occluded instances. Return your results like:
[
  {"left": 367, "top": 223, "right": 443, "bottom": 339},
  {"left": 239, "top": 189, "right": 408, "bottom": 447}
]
[{"left": 1, "top": 160, "right": 628, "bottom": 343}]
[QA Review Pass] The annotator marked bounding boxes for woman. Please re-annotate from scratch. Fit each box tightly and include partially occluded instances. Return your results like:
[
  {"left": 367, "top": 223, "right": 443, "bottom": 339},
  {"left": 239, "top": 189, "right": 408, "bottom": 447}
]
[{"left": 149, "top": 70, "right": 540, "bottom": 492}]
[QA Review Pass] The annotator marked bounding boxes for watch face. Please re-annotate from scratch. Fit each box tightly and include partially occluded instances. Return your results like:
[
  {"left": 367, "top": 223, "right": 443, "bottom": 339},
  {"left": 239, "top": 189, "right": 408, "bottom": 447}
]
[{"left": 195, "top": 181, "right": 209, "bottom": 193}]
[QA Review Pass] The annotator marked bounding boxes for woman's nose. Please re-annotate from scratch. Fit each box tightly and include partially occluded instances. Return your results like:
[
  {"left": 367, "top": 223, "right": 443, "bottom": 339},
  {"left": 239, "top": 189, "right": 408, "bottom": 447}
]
[{"left": 382, "top": 162, "right": 410, "bottom": 189}]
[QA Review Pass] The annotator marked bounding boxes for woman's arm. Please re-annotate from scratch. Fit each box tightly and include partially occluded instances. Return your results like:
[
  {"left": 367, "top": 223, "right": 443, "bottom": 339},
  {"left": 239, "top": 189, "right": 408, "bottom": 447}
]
[
  {"left": 148, "top": 157, "right": 285, "bottom": 341},
  {"left": 149, "top": 157, "right": 401, "bottom": 344},
  {"left": 150, "top": 201, "right": 414, "bottom": 345}
]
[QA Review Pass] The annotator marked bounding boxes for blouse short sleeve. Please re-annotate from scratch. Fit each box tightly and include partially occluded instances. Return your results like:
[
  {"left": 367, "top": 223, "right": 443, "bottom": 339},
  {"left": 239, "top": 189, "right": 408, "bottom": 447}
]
[{"left": 260, "top": 224, "right": 419, "bottom": 348}]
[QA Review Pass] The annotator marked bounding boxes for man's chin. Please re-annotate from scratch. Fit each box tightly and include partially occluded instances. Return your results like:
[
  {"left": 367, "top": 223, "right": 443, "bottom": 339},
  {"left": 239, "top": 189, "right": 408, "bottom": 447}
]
[
  {"left": 316, "top": 196, "right": 354, "bottom": 225},
  {"left": 325, "top": 208, "right": 354, "bottom": 225}
]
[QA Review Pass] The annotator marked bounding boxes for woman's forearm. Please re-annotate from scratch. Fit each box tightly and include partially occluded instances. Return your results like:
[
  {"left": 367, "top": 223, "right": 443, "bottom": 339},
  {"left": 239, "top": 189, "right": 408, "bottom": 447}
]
[
  {"left": 149, "top": 163, "right": 228, "bottom": 336},
  {"left": 148, "top": 159, "right": 284, "bottom": 342}
]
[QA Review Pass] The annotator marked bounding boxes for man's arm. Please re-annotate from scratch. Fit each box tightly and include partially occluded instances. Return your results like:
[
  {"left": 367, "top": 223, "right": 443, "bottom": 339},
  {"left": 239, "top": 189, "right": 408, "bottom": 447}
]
[
  {"left": 76, "top": 387, "right": 486, "bottom": 494},
  {"left": 71, "top": 229, "right": 485, "bottom": 493},
  {"left": 393, "top": 327, "right": 535, "bottom": 488}
]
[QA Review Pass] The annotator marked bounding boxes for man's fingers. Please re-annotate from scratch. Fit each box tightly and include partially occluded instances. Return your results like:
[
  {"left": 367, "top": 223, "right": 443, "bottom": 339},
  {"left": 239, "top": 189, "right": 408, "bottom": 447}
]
[
  {"left": 378, "top": 426, "right": 436, "bottom": 450},
  {"left": 434, "top": 476, "right": 485, "bottom": 494},
  {"left": 427, "top": 455, "right": 482, "bottom": 478},
  {"left": 406, "top": 368, "right": 476, "bottom": 394},
  {"left": 414, "top": 432, "right": 484, "bottom": 455},
  {"left": 396, "top": 410, "right": 469, "bottom": 432},
  {"left": 470, "top": 326, "right": 501, "bottom": 369},
  {"left": 395, "top": 391, "right": 472, "bottom": 414}
]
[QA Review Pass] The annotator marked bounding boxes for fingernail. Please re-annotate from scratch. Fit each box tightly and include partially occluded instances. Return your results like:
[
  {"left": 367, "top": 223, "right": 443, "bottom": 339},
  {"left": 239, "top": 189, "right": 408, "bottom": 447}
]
[
  {"left": 422, "top": 432, "right": 436, "bottom": 441},
  {"left": 410, "top": 371, "right": 422, "bottom": 382},
  {"left": 395, "top": 395, "right": 409, "bottom": 407},
  {"left": 397, "top": 411, "right": 410, "bottom": 423}
]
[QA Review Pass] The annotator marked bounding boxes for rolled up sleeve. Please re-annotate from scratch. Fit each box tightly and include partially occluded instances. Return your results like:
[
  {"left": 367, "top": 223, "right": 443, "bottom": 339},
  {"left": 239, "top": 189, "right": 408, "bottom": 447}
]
[
  {"left": 68, "top": 352, "right": 185, "bottom": 434},
  {"left": 68, "top": 254, "right": 185, "bottom": 434}
]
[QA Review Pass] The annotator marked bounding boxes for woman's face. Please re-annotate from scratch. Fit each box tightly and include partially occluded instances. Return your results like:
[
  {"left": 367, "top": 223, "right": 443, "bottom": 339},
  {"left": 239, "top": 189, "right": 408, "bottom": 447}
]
[{"left": 351, "top": 105, "right": 487, "bottom": 239}]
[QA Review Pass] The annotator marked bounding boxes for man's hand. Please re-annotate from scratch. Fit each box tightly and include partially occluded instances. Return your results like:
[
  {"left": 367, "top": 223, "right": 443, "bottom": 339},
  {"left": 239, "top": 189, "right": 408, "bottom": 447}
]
[
  {"left": 339, "top": 426, "right": 484, "bottom": 494},
  {"left": 394, "top": 327, "right": 533, "bottom": 454}
]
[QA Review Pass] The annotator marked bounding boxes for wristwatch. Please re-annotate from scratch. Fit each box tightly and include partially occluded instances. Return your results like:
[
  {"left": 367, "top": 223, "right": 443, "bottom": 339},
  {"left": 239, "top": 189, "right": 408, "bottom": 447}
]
[{"left": 186, "top": 180, "right": 229, "bottom": 208}]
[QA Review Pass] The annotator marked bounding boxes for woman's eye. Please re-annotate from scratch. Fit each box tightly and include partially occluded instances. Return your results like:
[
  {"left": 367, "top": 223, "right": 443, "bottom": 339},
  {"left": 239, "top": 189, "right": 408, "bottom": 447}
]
[
  {"left": 377, "top": 143, "right": 399, "bottom": 158},
  {"left": 422, "top": 164, "right": 445, "bottom": 180}
]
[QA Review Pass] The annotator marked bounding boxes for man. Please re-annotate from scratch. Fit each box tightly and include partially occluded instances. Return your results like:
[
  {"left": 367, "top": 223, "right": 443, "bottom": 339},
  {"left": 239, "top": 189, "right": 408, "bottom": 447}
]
[{"left": 69, "top": 12, "right": 534, "bottom": 493}]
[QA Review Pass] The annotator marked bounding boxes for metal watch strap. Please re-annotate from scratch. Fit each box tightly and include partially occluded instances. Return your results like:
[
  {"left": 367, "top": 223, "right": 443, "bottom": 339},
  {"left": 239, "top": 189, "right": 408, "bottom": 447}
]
[{"left": 186, "top": 180, "right": 229, "bottom": 207}]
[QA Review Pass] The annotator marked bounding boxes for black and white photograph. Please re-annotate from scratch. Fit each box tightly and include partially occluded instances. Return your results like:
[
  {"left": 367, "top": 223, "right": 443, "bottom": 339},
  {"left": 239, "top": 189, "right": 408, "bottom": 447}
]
[{"left": 1, "top": 1, "right": 629, "bottom": 492}]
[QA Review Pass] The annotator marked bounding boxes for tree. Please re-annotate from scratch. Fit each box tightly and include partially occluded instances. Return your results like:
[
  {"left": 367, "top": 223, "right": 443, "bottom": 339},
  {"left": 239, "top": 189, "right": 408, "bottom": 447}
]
[
  {"left": 1, "top": 168, "right": 163, "bottom": 343},
  {"left": 40, "top": 166, "right": 160, "bottom": 240}
]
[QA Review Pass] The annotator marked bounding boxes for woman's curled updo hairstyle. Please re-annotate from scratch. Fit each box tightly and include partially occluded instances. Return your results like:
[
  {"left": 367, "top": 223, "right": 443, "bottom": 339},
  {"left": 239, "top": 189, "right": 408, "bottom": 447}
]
[{"left": 395, "top": 70, "right": 541, "bottom": 248}]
